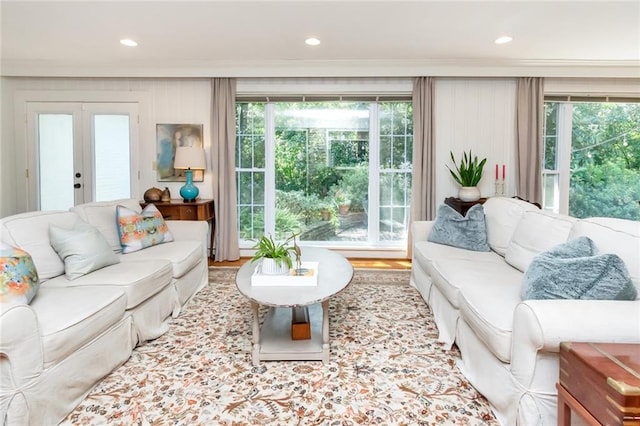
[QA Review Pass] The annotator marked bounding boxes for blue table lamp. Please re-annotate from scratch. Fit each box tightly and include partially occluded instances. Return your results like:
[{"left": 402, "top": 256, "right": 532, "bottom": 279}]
[{"left": 174, "top": 146, "right": 206, "bottom": 202}]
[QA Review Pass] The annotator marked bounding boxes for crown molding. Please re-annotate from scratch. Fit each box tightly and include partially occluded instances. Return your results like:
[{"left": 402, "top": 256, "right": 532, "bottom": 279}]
[{"left": 2, "top": 58, "right": 639, "bottom": 79}]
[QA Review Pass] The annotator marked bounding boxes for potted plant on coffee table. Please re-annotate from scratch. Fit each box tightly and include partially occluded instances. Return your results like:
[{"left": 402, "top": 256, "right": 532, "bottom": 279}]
[
  {"left": 251, "top": 233, "right": 296, "bottom": 275},
  {"left": 447, "top": 150, "right": 487, "bottom": 201}
]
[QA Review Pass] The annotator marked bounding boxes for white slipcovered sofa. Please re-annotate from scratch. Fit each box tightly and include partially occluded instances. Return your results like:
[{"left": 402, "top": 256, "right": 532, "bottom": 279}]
[
  {"left": 0, "top": 198, "right": 209, "bottom": 425},
  {"left": 410, "top": 196, "right": 640, "bottom": 425}
]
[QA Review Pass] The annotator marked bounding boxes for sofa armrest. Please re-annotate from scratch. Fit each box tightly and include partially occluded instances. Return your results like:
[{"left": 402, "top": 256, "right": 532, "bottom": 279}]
[
  {"left": 411, "top": 221, "right": 434, "bottom": 244},
  {"left": 0, "top": 304, "right": 43, "bottom": 419},
  {"left": 166, "top": 220, "right": 209, "bottom": 260},
  {"left": 166, "top": 219, "right": 208, "bottom": 241},
  {"left": 510, "top": 299, "right": 640, "bottom": 385}
]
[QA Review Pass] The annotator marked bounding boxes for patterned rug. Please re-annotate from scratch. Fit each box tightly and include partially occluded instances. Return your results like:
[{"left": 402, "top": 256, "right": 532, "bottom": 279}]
[{"left": 62, "top": 268, "right": 498, "bottom": 425}]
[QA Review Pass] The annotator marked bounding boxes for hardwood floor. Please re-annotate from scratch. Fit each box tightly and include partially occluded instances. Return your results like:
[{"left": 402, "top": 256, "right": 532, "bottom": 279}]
[{"left": 210, "top": 257, "right": 411, "bottom": 270}]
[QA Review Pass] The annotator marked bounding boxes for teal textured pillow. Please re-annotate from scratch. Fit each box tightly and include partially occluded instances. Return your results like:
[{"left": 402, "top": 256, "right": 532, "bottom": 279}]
[
  {"left": 49, "top": 221, "right": 120, "bottom": 280},
  {"left": 428, "top": 204, "right": 490, "bottom": 252},
  {"left": 521, "top": 236, "right": 637, "bottom": 301},
  {"left": 0, "top": 242, "right": 40, "bottom": 305}
]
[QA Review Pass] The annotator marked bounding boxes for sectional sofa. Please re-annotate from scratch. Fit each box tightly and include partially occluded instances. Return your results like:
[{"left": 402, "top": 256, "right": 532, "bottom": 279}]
[
  {"left": 0, "top": 198, "right": 208, "bottom": 425},
  {"left": 410, "top": 196, "right": 640, "bottom": 425}
]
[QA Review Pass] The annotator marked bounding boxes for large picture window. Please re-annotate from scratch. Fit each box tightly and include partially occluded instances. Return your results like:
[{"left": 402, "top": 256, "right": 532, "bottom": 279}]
[
  {"left": 236, "top": 100, "right": 413, "bottom": 247},
  {"left": 542, "top": 99, "right": 640, "bottom": 220}
]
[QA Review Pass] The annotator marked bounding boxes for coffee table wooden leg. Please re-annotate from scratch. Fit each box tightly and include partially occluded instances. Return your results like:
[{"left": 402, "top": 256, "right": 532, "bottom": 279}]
[
  {"left": 251, "top": 302, "right": 260, "bottom": 366},
  {"left": 321, "top": 300, "right": 329, "bottom": 363}
]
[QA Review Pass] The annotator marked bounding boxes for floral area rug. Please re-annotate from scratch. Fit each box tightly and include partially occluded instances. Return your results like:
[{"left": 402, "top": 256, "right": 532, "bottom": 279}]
[{"left": 62, "top": 268, "right": 497, "bottom": 426}]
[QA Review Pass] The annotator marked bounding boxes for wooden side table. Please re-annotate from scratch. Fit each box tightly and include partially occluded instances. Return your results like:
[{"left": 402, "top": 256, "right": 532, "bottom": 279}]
[
  {"left": 141, "top": 199, "right": 215, "bottom": 259},
  {"left": 558, "top": 342, "right": 640, "bottom": 426},
  {"left": 444, "top": 197, "right": 487, "bottom": 216}
]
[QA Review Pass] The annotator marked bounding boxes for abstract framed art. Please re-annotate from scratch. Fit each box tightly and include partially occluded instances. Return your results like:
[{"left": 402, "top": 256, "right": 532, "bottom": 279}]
[{"left": 156, "top": 123, "right": 204, "bottom": 182}]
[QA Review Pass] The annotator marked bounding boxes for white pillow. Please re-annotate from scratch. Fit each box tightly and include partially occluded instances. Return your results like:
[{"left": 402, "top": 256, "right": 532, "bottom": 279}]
[
  {"left": 505, "top": 210, "right": 576, "bottom": 272},
  {"left": 482, "top": 197, "right": 540, "bottom": 256},
  {"left": 49, "top": 221, "right": 120, "bottom": 280}
]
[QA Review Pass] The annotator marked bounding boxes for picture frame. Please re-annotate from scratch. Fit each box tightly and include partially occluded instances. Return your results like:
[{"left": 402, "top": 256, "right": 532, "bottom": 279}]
[{"left": 156, "top": 123, "right": 204, "bottom": 182}]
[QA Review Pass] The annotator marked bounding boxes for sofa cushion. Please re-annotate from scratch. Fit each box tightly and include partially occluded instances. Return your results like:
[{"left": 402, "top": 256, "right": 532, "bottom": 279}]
[
  {"left": 482, "top": 197, "right": 540, "bottom": 256},
  {"left": 428, "top": 204, "right": 490, "bottom": 252},
  {"left": 30, "top": 285, "right": 127, "bottom": 368},
  {"left": 49, "top": 221, "right": 120, "bottom": 280},
  {"left": 43, "top": 259, "right": 173, "bottom": 309},
  {"left": 0, "top": 243, "right": 40, "bottom": 305},
  {"left": 0, "top": 211, "right": 78, "bottom": 281},
  {"left": 504, "top": 210, "right": 576, "bottom": 272},
  {"left": 71, "top": 198, "right": 142, "bottom": 253},
  {"left": 116, "top": 204, "right": 174, "bottom": 254},
  {"left": 428, "top": 257, "right": 516, "bottom": 310},
  {"left": 457, "top": 265, "right": 525, "bottom": 363},
  {"left": 569, "top": 217, "right": 640, "bottom": 298},
  {"left": 521, "top": 237, "right": 637, "bottom": 301},
  {"left": 119, "top": 240, "right": 203, "bottom": 279}
]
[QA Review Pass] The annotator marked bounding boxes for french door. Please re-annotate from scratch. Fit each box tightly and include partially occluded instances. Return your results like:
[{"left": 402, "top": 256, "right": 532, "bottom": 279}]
[{"left": 26, "top": 102, "right": 139, "bottom": 211}]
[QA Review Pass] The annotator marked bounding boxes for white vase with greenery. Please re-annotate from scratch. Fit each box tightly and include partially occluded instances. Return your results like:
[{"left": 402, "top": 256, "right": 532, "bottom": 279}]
[
  {"left": 447, "top": 150, "right": 487, "bottom": 202},
  {"left": 251, "top": 234, "right": 296, "bottom": 275}
]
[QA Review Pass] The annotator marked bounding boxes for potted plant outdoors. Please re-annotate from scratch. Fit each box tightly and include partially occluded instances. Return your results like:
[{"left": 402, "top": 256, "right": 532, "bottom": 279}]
[
  {"left": 250, "top": 233, "right": 296, "bottom": 275},
  {"left": 446, "top": 150, "right": 487, "bottom": 202},
  {"left": 333, "top": 189, "right": 351, "bottom": 215}
]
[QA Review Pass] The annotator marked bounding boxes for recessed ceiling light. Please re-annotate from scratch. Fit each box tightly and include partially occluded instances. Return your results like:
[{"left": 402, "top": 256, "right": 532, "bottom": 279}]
[
  {"left": 494, "top": 36, "right": 513, "bottom": 45},
  {"left": 305, "top": 37, "right": 321, "bottom": 46},
  {"left": 120, "top": 39, "right": 138, "bottom": 47}
]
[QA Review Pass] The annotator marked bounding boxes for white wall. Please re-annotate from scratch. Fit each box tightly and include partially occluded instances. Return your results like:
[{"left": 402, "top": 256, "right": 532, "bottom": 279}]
[
  {"left": 8, "top": 76, "right": 634, "bottom": 218},
  {"left": 434, "top": 78, "right": 517, "bottom": 203},
  {"left": 1, "top": 77, "right": 212, "bottom": 216}
]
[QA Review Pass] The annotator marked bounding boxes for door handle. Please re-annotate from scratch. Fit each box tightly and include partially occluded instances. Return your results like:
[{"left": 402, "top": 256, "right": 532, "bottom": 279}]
[{"left": 74, "top": 183, "right": 81, "bottom": 188}]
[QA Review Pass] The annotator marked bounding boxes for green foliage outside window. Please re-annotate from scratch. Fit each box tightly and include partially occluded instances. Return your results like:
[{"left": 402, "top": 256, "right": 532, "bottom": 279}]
[{"left": 565, "top": 102, "right": 640, "bottom": 220}]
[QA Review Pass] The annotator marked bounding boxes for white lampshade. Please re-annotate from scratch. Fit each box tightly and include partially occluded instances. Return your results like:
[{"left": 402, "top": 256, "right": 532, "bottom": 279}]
[{"left": 174, "top": 146, "right": 206, "bottom": 170}]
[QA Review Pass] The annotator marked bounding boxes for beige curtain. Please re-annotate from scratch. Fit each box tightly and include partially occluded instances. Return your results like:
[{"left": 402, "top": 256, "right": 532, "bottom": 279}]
[
  {"left": 515, "top": 77, "right": 544, "bottom": 205},
  {"left": 408, "top": 77, "right": 436, "bottom": 255},
  {"left": 211, "top": 78, "right": 240, "bottom": 261}
]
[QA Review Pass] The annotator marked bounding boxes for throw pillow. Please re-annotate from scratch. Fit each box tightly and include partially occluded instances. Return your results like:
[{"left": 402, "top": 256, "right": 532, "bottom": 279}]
[
  {"left": 521, "top": 236, "right": 637, "bottom": 301},
  {"left": 49, "top": 221, "right": 120, "bottom": 280},
  {"left": 116, "top": 204, "right": 174, "bottom": 254},
  {"left": 427, "top": 204, "right": 490, "bottom": 252},
  {"left": 0, "top": 242, "right": 40, "bottom": 305}
]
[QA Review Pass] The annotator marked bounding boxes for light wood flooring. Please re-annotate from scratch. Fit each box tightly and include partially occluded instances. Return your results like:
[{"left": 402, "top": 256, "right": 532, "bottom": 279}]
[{"left": 210, "top": 257, "right": 411, "bottom": 270}]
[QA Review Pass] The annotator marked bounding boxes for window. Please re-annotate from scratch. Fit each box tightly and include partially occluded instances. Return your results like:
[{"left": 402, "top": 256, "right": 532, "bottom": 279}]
[
  {"left": 236, "top": 100, "right": 413, "bottom": 247},
  {"left": 542, "top": 100, "right": 640, "bottom": 220}
]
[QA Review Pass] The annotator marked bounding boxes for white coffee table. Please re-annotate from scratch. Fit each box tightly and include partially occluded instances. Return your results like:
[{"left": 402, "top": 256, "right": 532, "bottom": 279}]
[{"left": 236, "top": 247, "right": 353, "bottom": 365}]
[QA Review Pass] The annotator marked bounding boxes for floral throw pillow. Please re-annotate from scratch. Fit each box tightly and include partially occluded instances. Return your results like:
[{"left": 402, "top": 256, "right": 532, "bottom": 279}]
[
  {"left": 0, "top": 242, "right": 40, "bottom": 306},
  {"left": 116, "top": 204, "right": 174, "bottom": 254}
]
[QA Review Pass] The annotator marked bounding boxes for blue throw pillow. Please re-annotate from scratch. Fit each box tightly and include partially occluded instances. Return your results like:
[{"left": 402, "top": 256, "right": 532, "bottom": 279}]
[
  {"left": 427, "top": 204, "right": 490, "bottom": 252},
  {"left": 521, "top": 236, "right": 637, "bottom": 301}
]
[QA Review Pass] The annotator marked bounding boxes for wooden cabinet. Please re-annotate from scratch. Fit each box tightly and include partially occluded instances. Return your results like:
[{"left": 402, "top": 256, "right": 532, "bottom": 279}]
[
  {"left": 444, "top": 197, "right": 487, "bottom": 216},
  {"left": 141, "top": 199, "right": 215, "bottom": 259},
  {"left": 557, "top": 342, "right": 640, "bottom": 426}
]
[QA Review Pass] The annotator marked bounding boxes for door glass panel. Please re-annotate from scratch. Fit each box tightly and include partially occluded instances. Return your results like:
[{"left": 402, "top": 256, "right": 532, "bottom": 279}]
[
  {"left": 94, "top": 115, "right": 131, "bottom": 201},
  {"left": 38, "top": 114, "right": 74, "bottom": 210}
]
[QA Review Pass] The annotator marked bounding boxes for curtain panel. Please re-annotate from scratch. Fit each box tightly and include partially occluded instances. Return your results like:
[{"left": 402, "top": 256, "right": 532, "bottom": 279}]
[
  {"left": 408, "top": 77, "right": 436, "bottom": 256},
  {"left": 515, "top": 77, "right": 544, "bottom": 205},
  {"left": 211, "top": 78, "right": 240, "bottom": 261}
]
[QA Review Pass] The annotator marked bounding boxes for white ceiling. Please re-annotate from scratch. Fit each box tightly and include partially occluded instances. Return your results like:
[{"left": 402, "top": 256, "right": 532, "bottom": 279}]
[{"left": 1, "top": 0, "right": 639, "bottom": 78}]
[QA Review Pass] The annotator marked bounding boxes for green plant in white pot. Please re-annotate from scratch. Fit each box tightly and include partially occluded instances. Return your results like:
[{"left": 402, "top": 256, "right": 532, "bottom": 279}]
[
  {"left": 447, "top": 150, "right": 487, "bottom": 201},
  {"left": 251, "top": 233, "right": 296, "bottom": 275}
]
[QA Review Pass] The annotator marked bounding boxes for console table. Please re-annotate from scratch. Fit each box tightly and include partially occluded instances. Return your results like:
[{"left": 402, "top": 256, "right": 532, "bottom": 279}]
[
  {"left": 444, "top": 197, "right": 487, "bottom": 216},
  {"left": 140, "top": 199, "right": 215, "bottom": 259}
]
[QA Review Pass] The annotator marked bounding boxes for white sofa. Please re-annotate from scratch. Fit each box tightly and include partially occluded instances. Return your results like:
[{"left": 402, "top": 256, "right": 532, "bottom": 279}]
[
  {"left": 410, "top": 196, "right": 640, "bottom": 426},
  {"left": 0, "top": 198, "right": 209, "bottom": 425}
]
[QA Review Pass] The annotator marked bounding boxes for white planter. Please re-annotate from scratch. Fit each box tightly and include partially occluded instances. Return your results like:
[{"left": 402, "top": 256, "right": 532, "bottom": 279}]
[
  {"left": 458, "top": 186, "right": 481, "bottom": 202},
  {"left": 261, "top": 257, "right": 290, "bottom": 275}
]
